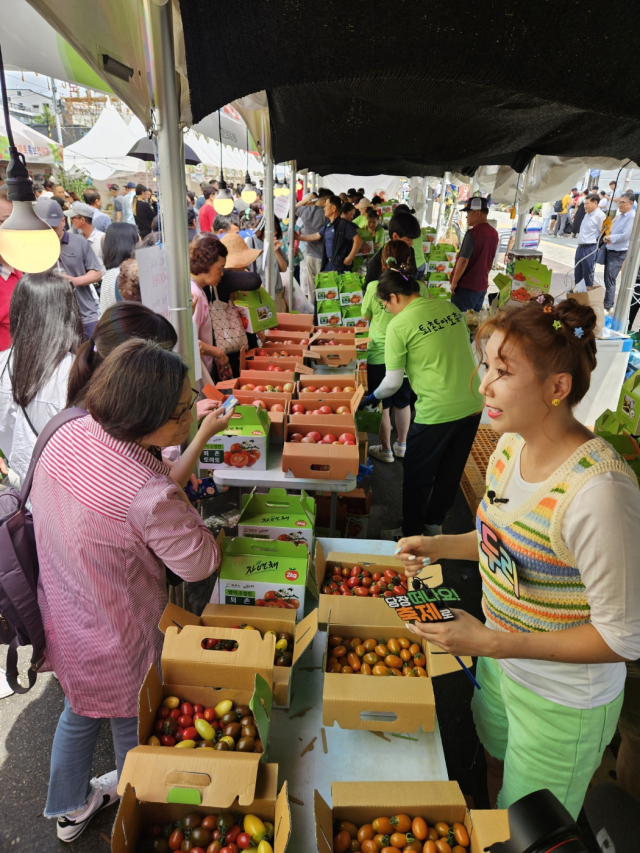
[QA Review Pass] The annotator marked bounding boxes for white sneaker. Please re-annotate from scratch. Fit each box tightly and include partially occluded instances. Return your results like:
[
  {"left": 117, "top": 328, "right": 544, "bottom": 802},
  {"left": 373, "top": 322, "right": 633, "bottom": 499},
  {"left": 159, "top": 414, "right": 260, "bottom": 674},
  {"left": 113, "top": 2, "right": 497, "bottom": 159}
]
[
  {"left": 369, "top": 445, "right": 394, "bottom": 463},
  {"left": 57, "top": 770, "right": 119, "bottom": 842},
  {"left": 380, "top": 526, "right": 404, "bottom": 541},
  {"left": 392, "top": 441, "right": 406, "bottom": 458},
  {"left": 424, "top": 523, "right": 443, "bottom": 536}
]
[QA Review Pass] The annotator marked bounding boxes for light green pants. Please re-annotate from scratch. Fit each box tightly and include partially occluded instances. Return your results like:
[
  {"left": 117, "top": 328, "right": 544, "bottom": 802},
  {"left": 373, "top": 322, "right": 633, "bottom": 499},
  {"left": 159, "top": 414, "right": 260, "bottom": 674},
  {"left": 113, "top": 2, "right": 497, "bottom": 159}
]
[{"left": 471, "top": 656, "right": 623, "bottom": 819}]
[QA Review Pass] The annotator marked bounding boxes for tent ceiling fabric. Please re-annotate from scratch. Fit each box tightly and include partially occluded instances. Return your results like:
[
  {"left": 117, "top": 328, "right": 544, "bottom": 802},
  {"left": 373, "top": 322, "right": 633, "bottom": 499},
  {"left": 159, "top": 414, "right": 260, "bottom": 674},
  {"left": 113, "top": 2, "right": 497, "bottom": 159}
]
[{"left": 178, "top": 0, "right": 640, "bottom": 175}]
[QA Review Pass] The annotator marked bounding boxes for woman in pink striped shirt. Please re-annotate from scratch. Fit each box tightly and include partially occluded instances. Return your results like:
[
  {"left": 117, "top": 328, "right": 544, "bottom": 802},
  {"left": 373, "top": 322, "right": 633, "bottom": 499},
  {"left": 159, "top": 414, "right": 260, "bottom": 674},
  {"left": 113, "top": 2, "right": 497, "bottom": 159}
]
[{"left": 32, "top": 338, "right": 235, "bottom": 842}]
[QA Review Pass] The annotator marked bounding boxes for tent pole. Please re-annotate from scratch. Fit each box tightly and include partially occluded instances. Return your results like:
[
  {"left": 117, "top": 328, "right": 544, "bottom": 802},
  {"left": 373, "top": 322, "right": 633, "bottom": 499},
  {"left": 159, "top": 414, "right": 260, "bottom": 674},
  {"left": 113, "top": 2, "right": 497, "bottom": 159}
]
[
  {"left": 49, "top": 78, "right": 64, "bottom": 147},
  {"left": 425, "top": 180, "right": 434, "bottom": 227},
  {"left": 288, "top": 159, "right": 297, "bottom": 312},
  {"left": 147, "top": 0, "right": 195, "bottom": 382},
  {"left": 436, "top": 172, "right": 449, "bottom": 240},
  {"left": 612, "top": 205, "right": 640, "bottom": 332},
  {"left": 513, "top": 165, "right": 530, "bottom": 251},
  {"left": 262, "top": 112, "right": 274, "bottom": 298}
]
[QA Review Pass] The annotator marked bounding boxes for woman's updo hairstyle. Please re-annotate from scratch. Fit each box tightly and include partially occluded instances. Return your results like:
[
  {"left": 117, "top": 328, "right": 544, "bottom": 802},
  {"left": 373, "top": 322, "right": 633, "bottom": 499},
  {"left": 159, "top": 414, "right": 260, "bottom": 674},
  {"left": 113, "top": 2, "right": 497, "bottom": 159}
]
[{"left": 475, "top": 295, "right": 598, "bottom": 408}]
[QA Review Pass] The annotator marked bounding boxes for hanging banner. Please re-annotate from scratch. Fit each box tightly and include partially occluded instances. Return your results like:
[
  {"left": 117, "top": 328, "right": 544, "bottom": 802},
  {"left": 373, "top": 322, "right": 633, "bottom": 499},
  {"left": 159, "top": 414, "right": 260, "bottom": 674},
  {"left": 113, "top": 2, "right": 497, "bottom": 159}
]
[{"left": 137, "top": 245, "right": 170, "bottom": 319}]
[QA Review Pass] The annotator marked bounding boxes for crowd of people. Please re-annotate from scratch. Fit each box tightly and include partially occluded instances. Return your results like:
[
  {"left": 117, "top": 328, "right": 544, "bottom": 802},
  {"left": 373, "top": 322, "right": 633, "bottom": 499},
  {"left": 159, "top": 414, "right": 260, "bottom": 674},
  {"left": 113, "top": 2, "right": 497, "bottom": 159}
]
[{"left": 0, "top": 170, "right": 639, "bottom": 845}]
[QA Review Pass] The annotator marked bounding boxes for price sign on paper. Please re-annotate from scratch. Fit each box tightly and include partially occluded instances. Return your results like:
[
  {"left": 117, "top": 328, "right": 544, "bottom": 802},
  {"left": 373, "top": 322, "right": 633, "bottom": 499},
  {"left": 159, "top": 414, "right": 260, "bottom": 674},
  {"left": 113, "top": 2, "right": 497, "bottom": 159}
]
[
  {"left": 137, "top": 245, "right": 170, "bottom": 319},
  {"left": 382, "top": 578, "right": 460, "bottom": 624}
]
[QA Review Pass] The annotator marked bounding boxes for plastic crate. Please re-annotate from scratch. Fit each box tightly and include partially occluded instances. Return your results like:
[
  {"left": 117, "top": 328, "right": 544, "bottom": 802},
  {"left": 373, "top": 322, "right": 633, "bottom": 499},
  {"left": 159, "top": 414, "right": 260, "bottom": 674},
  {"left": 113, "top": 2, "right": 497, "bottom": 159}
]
[{"left": 461, "top": 426, "right": 499, "bottom": 514}]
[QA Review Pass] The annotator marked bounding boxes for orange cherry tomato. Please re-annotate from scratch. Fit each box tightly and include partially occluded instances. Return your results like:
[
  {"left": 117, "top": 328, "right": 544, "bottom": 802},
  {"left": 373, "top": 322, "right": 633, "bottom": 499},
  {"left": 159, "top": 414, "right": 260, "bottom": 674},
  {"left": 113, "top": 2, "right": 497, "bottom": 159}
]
[
  {"left": 415, "top": 666, "right": 428, "bottom": 677},
  {"left": 409, "top": 643, "right": 421, "bottom": 656},
  {"left": 355, "top": 644, "right": 366, "bottom": 658},
  {"left": 341, "top": 665, "right": 354, "bottom": 673},
  {"left": 363, "top": 653, "right": 379, "bottom": 666},
  {"left": 398, "top": 637, "right": 410, "bottom": 649},
  {"left": 340, "top": 822, "right": 359, "bottom": 839},
  {"left": 348, "top": 637, "right": 362, "bottom": 650},
  {"left": 412, "top": 817, "right": 428, "bottom": 841},
  {"left": 357, "top": 825, "right": 375, "bottom": 843},
  {"left": 334, "top": 830, "right": 351, "bottom": 852},
  {"left": 405, "top": 843, "right": 422, "bottom": 853},
  {"left": 422, "top": 842, "right": 437, "bottom": 853},
  {"left": 348, "top": 652, "right": 362, "bottom": 671},
  {"left": 389, "top": 833, "right": 406, "bottom": 849},
  {"left": 400, "top": 649, "right": 413, "bottom": 661},
  {"left": 403, "top": 667, "right": 418, "bottom": 677},
  {"left": 452, "top": 824, "right": 470, "bottom": 847},
  {"left": 380, "top": 848, "right": 402, "bottom": 853},
  {"left": 360, "top": 842, "right": 378, "bottom": 853},
  {"left": 434, "top": 823, "right": 450, "bottom": 838},
  {"left": 372, "top": 665, "right": 394, "bottom": 676},
  {"left": 337, "top": 656, "right": 348, "bottom": 667},
  {"left": 363, "top": 638, "right": 377, "bottom": 653},
  {"left": 435, "top": 841, "right": 452, "bottom": 853},
  {"left": 375, "top": 644, "right": 389, "bottom": 658},
  {"left": 391, "top": 815, "right": 412, "bottom": 834},
  {"left": 327, "top": 661, "right": 341, "bottom": 673},
  {"left": 333, "top": 645, "right": 347, "bottom": 658},
  {"left": 427, "top": 827, "right": 439, "bottom": 842},
  {"left": 387, "top": 638, "right": 401, "bottom": 655},
  {"left": 360, "top": 662, "right": 373, "bottom": 675},
  {"left": 372, "top": 818, "right": 394, "bottom": 836},
  {"left": 384, "top": 654, "right": 404, "bottom": 669},
  {"left": 413, "top": 652, "right": 426, "bottom": 667},
  {"left": 350, "top": 841, "right": 361, "bottom": 852},
  {"left": 373, "top": 834, "right": 390, "bottom": 849},
  {"left": 452, "top": 848, "right": 467, "bottom": 853}
]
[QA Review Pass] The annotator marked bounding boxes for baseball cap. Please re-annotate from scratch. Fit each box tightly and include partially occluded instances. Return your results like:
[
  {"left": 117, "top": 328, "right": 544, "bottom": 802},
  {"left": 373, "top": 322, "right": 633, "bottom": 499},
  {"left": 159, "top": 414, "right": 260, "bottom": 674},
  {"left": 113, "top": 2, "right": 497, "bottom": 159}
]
[
  {"left": 356, "top": 197, "right": 372, "bottom": 210},
  {"left": 65, "top": 201, "right": 95, "bottom": 221},
  {"left": 125, "top": 181, "right": 136, "bottom": 189},
  {"left": 462, "top": 196, "right": 489, "bottom": 212},
  {"left": 34, "top": 197, "right": 64, "bottom": 227}
]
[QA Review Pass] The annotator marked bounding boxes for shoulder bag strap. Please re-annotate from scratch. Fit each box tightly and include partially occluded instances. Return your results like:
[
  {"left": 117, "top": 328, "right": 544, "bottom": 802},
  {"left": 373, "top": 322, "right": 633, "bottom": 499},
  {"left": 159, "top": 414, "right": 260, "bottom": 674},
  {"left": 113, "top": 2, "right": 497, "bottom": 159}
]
[
  {"left": 21, "top": 407, "right": 39, "bottom": 438},
  {"left": 20, "top": 407, "right": 88, "bottom": 508}
]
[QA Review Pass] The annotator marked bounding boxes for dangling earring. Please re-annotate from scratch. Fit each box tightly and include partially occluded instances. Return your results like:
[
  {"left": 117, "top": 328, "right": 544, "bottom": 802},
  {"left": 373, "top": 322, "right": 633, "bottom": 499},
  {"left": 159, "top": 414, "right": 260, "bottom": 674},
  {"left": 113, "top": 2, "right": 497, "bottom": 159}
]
[{"left": 551, "top": 398, "right": 561, "bottom": 407}]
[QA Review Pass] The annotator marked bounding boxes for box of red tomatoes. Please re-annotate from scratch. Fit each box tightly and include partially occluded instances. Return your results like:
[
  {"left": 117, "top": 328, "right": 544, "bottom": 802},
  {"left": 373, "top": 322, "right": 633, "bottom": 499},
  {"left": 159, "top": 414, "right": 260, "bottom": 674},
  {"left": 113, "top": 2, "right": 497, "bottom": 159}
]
[
  {"left": 313, "top": 781, "right": 510, "bottom": 853},
  {"left": 198, "top": 404, "right": 270, "bottom": 475},
  {"left": 113, "top": 758, "right": 291, "bottom": 852},
  {"left": 216, "top": 535, "right": 310, "bottom": 621}
]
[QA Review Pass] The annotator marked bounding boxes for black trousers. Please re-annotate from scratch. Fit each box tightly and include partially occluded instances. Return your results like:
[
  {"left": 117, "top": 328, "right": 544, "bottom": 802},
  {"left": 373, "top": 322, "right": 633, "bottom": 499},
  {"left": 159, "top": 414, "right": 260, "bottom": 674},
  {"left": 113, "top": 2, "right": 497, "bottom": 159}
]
[{"left": 402, "top": 412, "right": 482, "bottom": 536}]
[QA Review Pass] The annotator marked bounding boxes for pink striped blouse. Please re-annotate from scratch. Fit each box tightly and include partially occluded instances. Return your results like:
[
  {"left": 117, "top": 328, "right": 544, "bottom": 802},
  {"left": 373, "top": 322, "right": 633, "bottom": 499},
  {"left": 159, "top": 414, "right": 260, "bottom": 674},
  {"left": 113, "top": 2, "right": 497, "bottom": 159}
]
[{"left": 31, "top": 416, "right": 219, "bottom": 718}]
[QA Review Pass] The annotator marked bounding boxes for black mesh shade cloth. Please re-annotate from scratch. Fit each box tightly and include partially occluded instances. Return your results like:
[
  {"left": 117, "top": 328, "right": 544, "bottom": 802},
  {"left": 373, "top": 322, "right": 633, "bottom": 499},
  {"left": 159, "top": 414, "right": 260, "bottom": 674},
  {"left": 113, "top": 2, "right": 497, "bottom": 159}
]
[{"left": 178, "top": 0, "right": 640, "bottom": 175}]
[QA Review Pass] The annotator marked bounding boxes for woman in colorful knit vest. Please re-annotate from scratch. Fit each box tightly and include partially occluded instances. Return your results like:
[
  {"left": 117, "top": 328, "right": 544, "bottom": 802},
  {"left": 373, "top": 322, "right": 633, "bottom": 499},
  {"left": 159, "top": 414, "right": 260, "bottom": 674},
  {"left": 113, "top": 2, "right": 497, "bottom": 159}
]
[{"left": 395, "top": 296, "right": 640, "bottom": 818}]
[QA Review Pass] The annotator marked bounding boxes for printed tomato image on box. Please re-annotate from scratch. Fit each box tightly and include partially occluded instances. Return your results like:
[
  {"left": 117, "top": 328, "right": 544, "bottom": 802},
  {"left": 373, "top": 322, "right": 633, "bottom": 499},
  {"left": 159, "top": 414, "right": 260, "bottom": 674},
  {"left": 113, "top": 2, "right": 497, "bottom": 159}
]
[
  {"left": 216, "top": 536, "right": 310, "bottom": 621},
  {"left": 199, "top": 405, "right": 270, "bottom": 473},
  {"left": 238, "top": 487, "right": 316, "bottom": 550}
]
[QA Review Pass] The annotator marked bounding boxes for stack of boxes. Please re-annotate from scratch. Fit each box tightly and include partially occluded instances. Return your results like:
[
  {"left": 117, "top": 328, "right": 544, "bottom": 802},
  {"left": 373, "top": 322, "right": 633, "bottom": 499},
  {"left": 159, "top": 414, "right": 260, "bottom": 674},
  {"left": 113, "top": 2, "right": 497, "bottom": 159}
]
[
  {"left": 316, "top": 272, "right": 369, "bottom": 329},
  {"left": 426, "top": 242, "right": 457, "bottom": 299}
]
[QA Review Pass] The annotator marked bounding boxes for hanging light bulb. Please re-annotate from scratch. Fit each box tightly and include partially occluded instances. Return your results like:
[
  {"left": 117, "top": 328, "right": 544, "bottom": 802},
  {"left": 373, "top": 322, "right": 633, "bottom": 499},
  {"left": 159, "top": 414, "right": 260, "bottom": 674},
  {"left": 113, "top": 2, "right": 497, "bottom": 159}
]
[
  {"left": 0, "top": 44, "right": 60, "bottom": 272},
  {"left": 212, "top": 108, "right": 235, "bottom": 215},
  {"left": 273, "top": 177, "right": 284, "bottom": 198},
  {"left": 296, "top": 180, "right": 303, "bottom": 191},
  {"left": 240, "top": 127, "right": 257, "bottom": 204}
]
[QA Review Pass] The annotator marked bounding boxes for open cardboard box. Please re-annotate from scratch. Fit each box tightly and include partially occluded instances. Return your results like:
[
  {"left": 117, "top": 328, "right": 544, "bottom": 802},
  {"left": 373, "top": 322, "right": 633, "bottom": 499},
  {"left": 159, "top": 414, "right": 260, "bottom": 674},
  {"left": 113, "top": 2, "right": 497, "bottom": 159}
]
[
  {"left": 310, "top": 330, "right": 357, "bottom": 345},
  {"left": 216, "top": 535, "right": 311, "bottom": 621},
  {"left": 275, "top": 311, "right": 314, "bottom": 332},
  {"left": 239, "top": 349, "right": 313, "bottom": 374},
  {"left": 298, "top": 374, "right": 361, "bottom": 402},
  {"left": 282, "top": 415, "right": 359, "bottom": 480},
  {"left": 308, "top": 342, "right": 360, "bottom": 367},
  {"left": 113, "top": 758, "right": 290, "bottom": 851},
  {"left": 238, "top": 487, "right": 316, "bottom": 550},
  {"left": 314, "top": 781, "right": 509, "bottom": 853},
  {"left": 265, "top": 329, "right": 312, "bottom": 344},
  {"left": 322, "top": 595, "right": 465, "bottom": 733},
  {"left": 201, "top": 604, "right": 317, "bottom": 708},
  {"left": 289, "top": 387, "right": 363, "bottom": 436}
]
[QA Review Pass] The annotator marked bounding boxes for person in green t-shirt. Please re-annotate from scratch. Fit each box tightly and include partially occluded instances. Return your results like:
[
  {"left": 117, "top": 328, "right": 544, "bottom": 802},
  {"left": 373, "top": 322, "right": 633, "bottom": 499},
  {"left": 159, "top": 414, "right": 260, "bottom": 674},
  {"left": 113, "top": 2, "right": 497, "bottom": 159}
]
[
  {"left": 360, "top": 269, "right": 482, "bottom": 540},
  {"left": 353, "top": 208, "right": 386, "bottom": 276},
  {"left": 362, "top": 241, "right": 429, "bottom": 463}
]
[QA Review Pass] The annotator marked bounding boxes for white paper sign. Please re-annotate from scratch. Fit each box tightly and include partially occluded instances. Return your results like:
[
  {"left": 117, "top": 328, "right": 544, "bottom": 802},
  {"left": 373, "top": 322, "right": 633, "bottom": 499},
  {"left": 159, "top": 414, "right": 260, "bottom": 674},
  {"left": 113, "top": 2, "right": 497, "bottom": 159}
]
[
  {"left": 273, "top": 195, "right": 290, "bottom": 219},
  {"left": 136, "top": 245, "right": 170, "bottom": 319}
]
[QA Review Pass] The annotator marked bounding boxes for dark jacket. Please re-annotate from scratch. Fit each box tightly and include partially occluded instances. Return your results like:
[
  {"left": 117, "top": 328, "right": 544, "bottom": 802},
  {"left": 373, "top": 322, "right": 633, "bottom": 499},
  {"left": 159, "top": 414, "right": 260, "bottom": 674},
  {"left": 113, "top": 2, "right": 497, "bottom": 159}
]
[{"left": 321, "top": 216, "right": 353, "bottom": 272}]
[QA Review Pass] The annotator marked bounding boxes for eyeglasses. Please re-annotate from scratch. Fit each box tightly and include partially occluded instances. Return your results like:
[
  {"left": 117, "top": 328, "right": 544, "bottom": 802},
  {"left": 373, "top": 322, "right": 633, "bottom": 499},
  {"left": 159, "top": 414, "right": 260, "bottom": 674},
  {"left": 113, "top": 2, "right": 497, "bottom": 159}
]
[{"left": 170, "top": 388, "right": 199, "bottom": 422}]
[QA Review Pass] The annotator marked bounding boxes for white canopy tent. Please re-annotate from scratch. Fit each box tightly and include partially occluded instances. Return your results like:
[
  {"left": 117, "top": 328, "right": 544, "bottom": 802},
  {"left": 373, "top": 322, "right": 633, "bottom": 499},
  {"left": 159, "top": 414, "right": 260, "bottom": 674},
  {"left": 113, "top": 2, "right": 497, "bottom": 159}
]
[
  {"left": 63, "top": 101, "right": 144, "bottom": 180},
  {"left": 0, "top": 110, "right": 61, "bottom": 166}
]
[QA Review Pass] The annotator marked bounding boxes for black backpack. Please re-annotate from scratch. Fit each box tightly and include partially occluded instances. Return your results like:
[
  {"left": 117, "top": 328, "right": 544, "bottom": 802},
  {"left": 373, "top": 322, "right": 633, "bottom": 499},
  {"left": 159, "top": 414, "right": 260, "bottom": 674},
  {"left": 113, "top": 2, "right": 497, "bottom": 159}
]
[
  {"left": 0, "top": 407, "right": 87, "bottom": 693},
  {"left": 553, "top": 199, "right": 563, "bottom": 213}
]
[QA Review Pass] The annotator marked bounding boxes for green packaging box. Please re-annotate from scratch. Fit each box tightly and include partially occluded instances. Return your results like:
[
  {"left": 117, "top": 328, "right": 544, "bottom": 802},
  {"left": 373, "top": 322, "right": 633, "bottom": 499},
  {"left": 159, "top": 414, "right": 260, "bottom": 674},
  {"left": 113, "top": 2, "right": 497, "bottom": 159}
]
[
  {"left": 509, "top": 259, "right": 552, "bottom": 302},
  {"left": 234, "top": 287, "right": 278, "bottom": 333},
  {"left": 217, "top": 536, "right": 310, "bottom": 620},
  {"left": 237, "top": 487, "right": 316, "bottom": 550},
  {"left": 617, "top": 372, "right": 640, "bottom": 434},
  {"left": 199, "top": 405, "right": 270, "bottom": 473},
  {"left": 317, "top": 299, "right": 343, "bottom": 327}
]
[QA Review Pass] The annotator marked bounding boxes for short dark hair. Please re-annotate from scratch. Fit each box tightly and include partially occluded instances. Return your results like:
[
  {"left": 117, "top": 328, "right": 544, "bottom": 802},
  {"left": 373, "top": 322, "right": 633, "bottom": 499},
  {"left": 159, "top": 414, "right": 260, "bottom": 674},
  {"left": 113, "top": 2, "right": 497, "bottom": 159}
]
[
  {"left": 33, "top": 183, "right": 43, "bottom": 193},
  {"left": 317, "top": 188, "right": 333, "bottom": 199},
  {"left": 587, "top": 194, "right": 600, "bottom": 203},
  {"left": 371, "top": 195, "right": 383, "bottom": 205},
  {"left": 600, "top": 190, "right": 606, "bottom": 197},
  {"left": 44, "top": 179, "right": 54, "bottom": 190},
  {"left": 340, "top": 202, "right": 355, "bottom": 216},
  {"left": 190, "top": 232, "right": 228, "bottom": 275},
  {"left": 102, "top": 222, "right": 139, "bottom": 270},
  {"left": 203, "top": 185, "right": 217, "bottom": 199},
  {"left": 85, "top": 339, "right": 188, "bottom": 442},
  {"left": 67, "top": 302, "right": 177, "bottom": 407},
  {"left": 621, "top": 191, "right": 636, "bottom": 202},
  {"left": 327, "top": 195, "right": 342, "bottom": 209},
  {"left": 213, "top": 213, "right": 238, "bottom": 233},
  {"left": 109, "top": 183, "right": 120, "bottom": 191},
  {"left": 387, "top": 211, "right": 421, "bottom": 241},
  {"left": 83, "top": 189, "right": 101, "bottom": 206},
  {"left": 347, "top": 188, "right": 356, "bottom": 195}
]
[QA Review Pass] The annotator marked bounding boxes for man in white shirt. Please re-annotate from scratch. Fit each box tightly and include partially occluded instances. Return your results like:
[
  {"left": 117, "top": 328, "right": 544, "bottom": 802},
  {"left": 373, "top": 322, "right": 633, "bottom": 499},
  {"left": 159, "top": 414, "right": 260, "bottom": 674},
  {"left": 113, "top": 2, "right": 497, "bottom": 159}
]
[
  {"left": 121, "top": 182, "right": 136, "bottom": 225},
  {"left": 575, "top": 194, "right": 605, "bottom": 288},
  {"left": 602, "top": 193, "right": 636, "bottom": 309},
  {"left": 65, "top": 201, "right": 106, "bottom": 271}
]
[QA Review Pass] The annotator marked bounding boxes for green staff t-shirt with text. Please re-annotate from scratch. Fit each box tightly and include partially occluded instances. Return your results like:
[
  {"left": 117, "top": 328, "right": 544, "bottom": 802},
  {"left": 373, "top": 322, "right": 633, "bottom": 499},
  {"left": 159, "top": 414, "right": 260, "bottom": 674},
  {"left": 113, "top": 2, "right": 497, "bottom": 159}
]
[
  {"left": 363, "top": 279, "right": 429, "bottom": 365},
  {"left": 385, "top": 297, "right": 482, "bottom": 424}
]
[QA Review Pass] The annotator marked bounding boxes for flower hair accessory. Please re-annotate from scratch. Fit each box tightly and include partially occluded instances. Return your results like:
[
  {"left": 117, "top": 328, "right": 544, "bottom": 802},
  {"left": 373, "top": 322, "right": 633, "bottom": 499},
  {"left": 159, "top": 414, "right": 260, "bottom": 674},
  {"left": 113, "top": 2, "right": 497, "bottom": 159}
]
[
  {"left": 553, "top": 320, "right": 562, "bottom": 330},
  {"left": 536, "top": 294, "right": 546, "bottom": 304},
  {"left": 574, "top": 327, "right": 584, "bottom": 339},
  {"left": 385, "top": 256, "right": 397, "bottom": 266},
  {"left": 543, "top": 306, "right": 552, "bottom": 314}
]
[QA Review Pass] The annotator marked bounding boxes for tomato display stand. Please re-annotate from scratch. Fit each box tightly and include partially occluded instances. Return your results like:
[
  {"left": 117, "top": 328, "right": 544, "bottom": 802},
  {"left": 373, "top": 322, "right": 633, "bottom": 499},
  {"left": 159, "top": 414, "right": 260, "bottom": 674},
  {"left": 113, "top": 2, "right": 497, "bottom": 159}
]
[
  {"left": 212, "top": 445, "right": 357, "bottom": 536},
  {"left": 264, "top": 538, "right": 449, "bottom": 852}
]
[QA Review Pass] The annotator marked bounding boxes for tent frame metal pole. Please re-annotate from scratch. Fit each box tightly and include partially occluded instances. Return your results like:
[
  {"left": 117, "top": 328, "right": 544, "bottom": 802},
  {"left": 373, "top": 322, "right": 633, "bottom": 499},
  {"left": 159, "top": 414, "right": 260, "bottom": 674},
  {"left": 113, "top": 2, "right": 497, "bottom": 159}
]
[
  {"left": 513, "top": 164, "right": 530, "bottom": 251},
  {"left": 436, "top": 172, "right": 449, "bottom": 240},
  {"left": 262, "top": 112, "right": 274, "bottom": 298},
  {"left": 288, "top": 159, "right": 297, "bottom": 312},
  {"left": 612, "top": 205, "right": 640, "bottom": 331},
  {"left": 49, "top": 77, "right": 64, "bottom": 148},
  {"left": 147, "top": 0, "right": 195, "bottom": 384}
]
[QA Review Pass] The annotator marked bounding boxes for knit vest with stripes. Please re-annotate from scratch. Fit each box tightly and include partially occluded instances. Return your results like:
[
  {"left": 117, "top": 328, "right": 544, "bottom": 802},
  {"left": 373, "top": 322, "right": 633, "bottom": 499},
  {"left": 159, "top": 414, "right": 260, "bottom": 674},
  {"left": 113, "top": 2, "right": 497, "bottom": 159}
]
[{"left": 477, "top": 433, "right": 637, "bottom": 634}]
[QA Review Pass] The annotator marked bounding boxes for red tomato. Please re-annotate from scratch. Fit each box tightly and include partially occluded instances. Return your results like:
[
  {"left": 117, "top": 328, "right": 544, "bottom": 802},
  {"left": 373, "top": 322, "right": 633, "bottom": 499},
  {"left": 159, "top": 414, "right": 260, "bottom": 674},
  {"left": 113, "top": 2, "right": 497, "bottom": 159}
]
[
  {"left": 291, "top": 404, "right": 306, "bottom": 414},
  {"left": 169, "top": 709, "right": 181, "bottom": 720},
  {"left": 319, "top": 406, "right": 333, "bottom": 415},
  {"left": 236, "top": 833, "right": 252, "bottom": 850},
  {"left": 160, "top": 735, "right": 175, "bottom": 746},
  {"left": 180, "top": 702, "right": 194, "bottom": 717},
  {"left": 193, "top": 713, "right": 205, "bottom": 722},
  {"left": 157, "top": 706, "right": 170, "bottom": 719},
  {"left": 372, "top": 572, "right": 382, "bottom": 582},
  {"left": 154, "top": 719, "right": 164, "bottom": 733},
  {"left": 354, "top": 586, "right": 370, "bottom": 596},
  {"left": 182, "top": 726, "right": 198, "bottom": 741},
  {"left": 347, "top": 577, "right": 360, "bottom": 589},
  {"left": 229, "top": 451, "right": 250, "bottom": 467},
  {"left": 384, "top": 569, "right": 397, "bottom": 581},
  {"left": 360, "top": 577, "right": 373, "bottom": 587},
  {"left": 300, "top": 436, "right": 316, "bottom": 443},
  {"left": 193, "top": 704, "right": 204, "bottom": 714},
  {"left": 393, "top": 585, "right": 407, "bottom": 596},
  {"left": 177, "top": 715, "right": 193, "bottom": 728},
  {"left": 324, "top": 433, "right": 338, "bottom": 443},
  {"left": 370, "top": 583, "right": 382, "bottom": 595},
  {"left": 225, "top": 826, "right": 241, "bottom": 844},
  {"left": 306, "top": 431, "right": 323, "bottom": 442},
  {"left": 341, "top": 567, "right": 351, "bottom": 577},
  {"left": 350, "top": 567, "right": 360, "bottom": 577},
  {"left": 289, "top": 433, "right": 304, "bottom": 442}
]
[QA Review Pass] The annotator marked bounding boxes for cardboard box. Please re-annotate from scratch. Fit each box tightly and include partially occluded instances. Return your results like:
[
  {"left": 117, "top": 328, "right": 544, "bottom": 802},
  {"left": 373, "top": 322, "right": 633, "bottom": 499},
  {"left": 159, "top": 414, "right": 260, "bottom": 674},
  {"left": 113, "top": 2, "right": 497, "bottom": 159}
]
[
  {"left": 282, "top": 415, "right": 359, "bottom": 481},
  {"left": 234, "top": 287, "right": 278, "bottom": 333},
  {"left": 317, "top": 299, "right": 343, "bottom": 327},
  {"left": 200, "top": 603, "right": 318, "bottom": 708},
  {"left": 298, "top": 374, "right": 360, "bottom": 401},
  {"left": 314, "top": 781, "right": 510, "bottom": 853},
  {"left": 342, "top": 312, "right": 369, "bottom": 330},
  {"left": 199, "top": 405, "right": 270, "bottom": 473},
  {"left": 323, "top": 596, "right": 457, "bottom": 732},
  {"left": 428, "top": 257, "right": 452, "bottom": 275},
  {"left": 316, "top": 284, "right": 341, "bottom": 302},
  {"left": 238, "top": 487, "right": 316, "bottom": 550},
  {"left": 275, "top": 311, "right": 314, "bottom": 332},
  {"left": 114, "top": 759, "right": 290, "bottom": 851},
  {"left": 617, "top": 370, "right": 640, "bottom": 433},
  {"left": 339, "top": 279, "right": 364, "bottom": 308},
  {"left": 217, "top": 536, "right": 310, "bottom": 620},
  {"left": 221, "top": 392, "right": 289, "bottom": 442},
  {"left": 510, "top": 258, "right": 552, "bottom": 302},
  {"left": 264, "top": 329, "right": 312, "bottom": 344}
]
